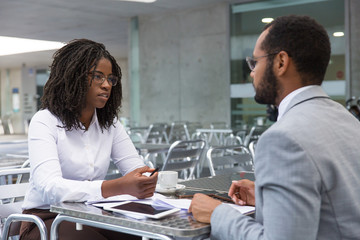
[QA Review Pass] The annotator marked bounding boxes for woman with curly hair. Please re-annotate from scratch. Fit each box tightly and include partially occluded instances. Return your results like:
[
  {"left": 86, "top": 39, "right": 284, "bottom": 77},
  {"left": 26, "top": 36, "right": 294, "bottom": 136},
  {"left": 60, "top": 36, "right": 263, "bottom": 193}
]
[{"left": 20, "top": 39, "right": 157, "bottom": 240}]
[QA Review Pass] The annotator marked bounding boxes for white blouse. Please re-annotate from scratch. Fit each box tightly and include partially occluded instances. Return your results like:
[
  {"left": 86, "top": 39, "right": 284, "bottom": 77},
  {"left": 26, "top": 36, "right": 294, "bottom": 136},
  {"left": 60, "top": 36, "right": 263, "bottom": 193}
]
[{"left": 22, "top": 109, "right": 144, "bottom": 210}]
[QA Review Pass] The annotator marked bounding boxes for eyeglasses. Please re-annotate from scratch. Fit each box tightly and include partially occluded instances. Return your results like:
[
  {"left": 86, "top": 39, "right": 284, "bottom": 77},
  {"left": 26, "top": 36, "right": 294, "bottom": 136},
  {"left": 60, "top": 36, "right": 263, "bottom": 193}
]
[
  {"left": 89, "top": 71, "right": 119, "bottom": 86},
  {"left": 246, "top": 53, "right": 278, "bottom": 71}
]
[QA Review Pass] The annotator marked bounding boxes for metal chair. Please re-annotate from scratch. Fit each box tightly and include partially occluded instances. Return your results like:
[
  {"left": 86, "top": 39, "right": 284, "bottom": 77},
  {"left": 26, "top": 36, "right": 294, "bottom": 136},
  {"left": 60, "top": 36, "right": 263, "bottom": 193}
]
[
  {"left": 248, "top": 140, "right": 257, "bottom": 161},
  {"left": 168, "top": 121, "right": 190, "bottom": 143},
  {"left": 128, "top": 131, "right": 145, "bottom": 144},
  {"left": 144, "top": 123, "right": 169, "bottom": 144},
  {"left": 0, "top": 168, "right": 47, "bottom": 240},
  {"left": 185, "top": 122, "right": 203, "bottom": 140},
  {"left": 243, "top": 125, "right": 268, "bottom": 147},
  {"left": 161, "top": 139, "right": 206, "bottom": 180},
  {"left": 224, "top": 133, "right": 243, "bottom": 146},
  {"left": 206, "top": 145, "right": 253, "bottom": 176},
  {"left": 0, "top": 120, "right": 4, "bottom": 135},
  {"left": 346, "top": 96, "right": 360, "bottom": 121}
]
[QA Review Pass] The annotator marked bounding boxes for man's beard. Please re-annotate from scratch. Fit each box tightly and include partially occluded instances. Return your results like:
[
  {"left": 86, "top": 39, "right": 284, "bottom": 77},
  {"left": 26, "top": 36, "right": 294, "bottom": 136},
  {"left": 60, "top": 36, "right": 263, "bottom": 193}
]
[{"left": 254, "top": 61, "right": 279, "bottom": 105}]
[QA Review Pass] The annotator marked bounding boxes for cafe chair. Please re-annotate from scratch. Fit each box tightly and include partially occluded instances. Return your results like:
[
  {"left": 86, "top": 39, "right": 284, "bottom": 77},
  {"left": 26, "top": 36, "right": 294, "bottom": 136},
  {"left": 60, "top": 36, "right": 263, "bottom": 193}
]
[
  {"left": 128, "top": 131, "right": 145, "bottom": 144},
  {"left": 161, "top": 139, "right": 206, "bottom": 180},
  {"left": 144, "top": 123, "right": 169, "bottom": 144},
  {"left": 346, "top": 96, "right": 360, "bottom": 121},
  {"left": 0, "top": 168, "right": 47, "bottom": 240},
  {"left": 0, "top": 120, "right": 4, "bottom": 135},
  {"left": 206, "top": 145, "right": 253, "bottom": 177},
  {"left": 190, "top": 130, "right": 208, "bottom": 144},
  {"left": 243, "top": 125, "right": 268, "bottom": 147},
  {"left": 168, "top": 121, "right": 191, "bottom": 143},
  {"left": 105, "top": 161, "right": 123, "bottom": 180},
  {"left": 248, "top": 140, "right": 257, "bottom": 161},
  {"left": 224, "top": 134, "right": 243, "bottom": 146},
  {"left": 185, "top": 122, "right": 203, "bottom": 140}
]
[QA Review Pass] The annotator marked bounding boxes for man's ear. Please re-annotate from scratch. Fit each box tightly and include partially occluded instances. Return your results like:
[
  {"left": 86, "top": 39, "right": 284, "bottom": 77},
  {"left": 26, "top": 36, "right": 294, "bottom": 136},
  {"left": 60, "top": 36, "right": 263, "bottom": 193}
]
[{"left": 275, "top": 51, "right": 290, "bottom": 76}]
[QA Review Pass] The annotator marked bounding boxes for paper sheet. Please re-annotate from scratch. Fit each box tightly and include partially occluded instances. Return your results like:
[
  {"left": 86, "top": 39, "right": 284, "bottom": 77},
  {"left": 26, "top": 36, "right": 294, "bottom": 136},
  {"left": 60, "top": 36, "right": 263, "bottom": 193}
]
[
  {"left": 86, "top": 194, "right": 149, "bottom": 205},
  {"left": 228, "top": 204, "right": 255, "bottom": 215},
  {"left": 152, "top": 194, "right": 192, "bottom": 210}
]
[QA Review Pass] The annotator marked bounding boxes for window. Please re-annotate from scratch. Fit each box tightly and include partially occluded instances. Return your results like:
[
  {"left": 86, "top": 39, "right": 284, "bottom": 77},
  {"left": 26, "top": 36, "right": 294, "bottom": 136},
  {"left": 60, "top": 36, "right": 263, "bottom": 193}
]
[
  {"left": 35, "top": 69, "right": 49, "bottom": 110},
  {"left": 230, "top": 0, "right": 345, "bottom": 129}
]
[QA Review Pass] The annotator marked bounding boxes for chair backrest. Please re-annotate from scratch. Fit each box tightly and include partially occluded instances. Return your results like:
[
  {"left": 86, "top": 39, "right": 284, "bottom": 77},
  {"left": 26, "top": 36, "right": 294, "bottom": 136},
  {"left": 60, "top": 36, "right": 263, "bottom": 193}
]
[
  {"left": 248, "top": 140, "right": 257, "bottom": 161},
  {"left": 185, "top": 122, "right": 203, "bottom": 140},
  {"left": 0, "top": 168, "right": 47, "bottom": 240},
  {"left": 144, "top": 123, "right": 169, "bottom": 144},
  {"left": 0, "top": 120, "right": 4, "bottom": 135},
  {"left": 161, "top": 139, "right": 206, "bottom": 180},
  {"left": 206, "top": 145, "right": 253, "bottom": 176},
  {"left": 128, "top": 131, "right": 145, "bottom": 144},
  {"left": 243, "top": 125, "right": 268, "bottom": 147},
  {"left": 224, "top": 134, "right": 243, "bottom": 146},
  {"left": 0, "top": 168, "right": 30, "bottom": 202},
  {"left": 235, "top": 129, "right": 247, "bottom": 144},
  {"left": 168, "top": 122, "right": 190, "bottom": 143}
]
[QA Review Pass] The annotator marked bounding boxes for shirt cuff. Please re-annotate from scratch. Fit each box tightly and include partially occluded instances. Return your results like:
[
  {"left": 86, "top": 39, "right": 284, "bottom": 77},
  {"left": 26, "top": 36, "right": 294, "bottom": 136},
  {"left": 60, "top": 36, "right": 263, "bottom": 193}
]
[{"left": 89, "top": 180, "right": 105, "bottom": 199}]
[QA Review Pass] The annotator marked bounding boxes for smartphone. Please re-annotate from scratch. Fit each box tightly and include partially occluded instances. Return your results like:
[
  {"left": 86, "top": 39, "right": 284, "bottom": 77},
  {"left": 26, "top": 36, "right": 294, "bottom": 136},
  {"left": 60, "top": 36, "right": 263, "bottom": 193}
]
[{"left": 103, "top": 201, "right": 180, "bottom": 219}]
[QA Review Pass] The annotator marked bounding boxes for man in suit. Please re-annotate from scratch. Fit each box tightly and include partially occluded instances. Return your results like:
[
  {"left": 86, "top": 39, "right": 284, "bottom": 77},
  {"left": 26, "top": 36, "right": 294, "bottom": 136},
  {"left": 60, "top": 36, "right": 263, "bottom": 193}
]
[{"left": 189, "top": 15, "right": 360, "bottom": 240}]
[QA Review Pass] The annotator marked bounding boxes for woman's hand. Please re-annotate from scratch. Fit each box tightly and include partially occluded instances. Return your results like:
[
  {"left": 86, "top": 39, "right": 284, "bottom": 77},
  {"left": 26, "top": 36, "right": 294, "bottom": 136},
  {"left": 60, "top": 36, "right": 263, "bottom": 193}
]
[
  {"left": 228, "top": 179, "right": 255, "bottom": 206},
  {"left": 101, "top": 166, "right": 158, "bottom": 199}
]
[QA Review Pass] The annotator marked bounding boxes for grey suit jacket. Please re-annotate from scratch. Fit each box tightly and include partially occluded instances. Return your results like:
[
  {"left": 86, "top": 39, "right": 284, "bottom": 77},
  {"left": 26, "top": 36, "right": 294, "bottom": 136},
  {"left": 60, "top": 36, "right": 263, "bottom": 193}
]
[{"left": 211, "top": 86, "right": 360, "bottom": 240}]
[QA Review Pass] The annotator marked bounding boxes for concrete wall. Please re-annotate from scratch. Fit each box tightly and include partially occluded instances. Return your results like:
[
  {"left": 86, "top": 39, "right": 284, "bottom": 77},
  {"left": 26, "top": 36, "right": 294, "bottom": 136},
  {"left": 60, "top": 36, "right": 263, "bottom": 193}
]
[
  {"left": 117, "top": 58, "right": 130, "bottom": 119},
  {"left": 137, "top": 3, "right": 230, "bottom": 127}
]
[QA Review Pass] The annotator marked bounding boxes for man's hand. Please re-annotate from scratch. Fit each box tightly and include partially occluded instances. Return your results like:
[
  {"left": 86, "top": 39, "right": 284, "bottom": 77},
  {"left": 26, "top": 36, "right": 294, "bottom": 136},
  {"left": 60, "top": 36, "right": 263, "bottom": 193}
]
[
  {"left": 101, "top": 166, "right": 158, "bottom": 199},
  {"left": 188, "top": 193, "right": 222, "bottom": 223},
  {"left": 228, "top": 179, "right": 255, "bottom": 206}
]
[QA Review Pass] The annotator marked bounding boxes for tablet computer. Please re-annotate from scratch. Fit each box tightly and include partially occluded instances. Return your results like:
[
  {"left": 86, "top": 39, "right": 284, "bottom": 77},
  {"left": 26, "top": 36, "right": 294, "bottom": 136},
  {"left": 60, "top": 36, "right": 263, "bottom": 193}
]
[{"left": 103, "top": 201, "right": 180, "bottom": 219}]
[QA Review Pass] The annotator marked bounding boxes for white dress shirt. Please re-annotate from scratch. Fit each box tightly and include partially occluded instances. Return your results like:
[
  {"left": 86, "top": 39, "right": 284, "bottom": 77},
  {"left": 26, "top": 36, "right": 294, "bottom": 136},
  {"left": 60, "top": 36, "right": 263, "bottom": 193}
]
[
  {"left": 22, "top": 109, "right": 144, "bottom": 210},
  {"left": 277, "top": 85, "right": 316, "bottom": 121}
]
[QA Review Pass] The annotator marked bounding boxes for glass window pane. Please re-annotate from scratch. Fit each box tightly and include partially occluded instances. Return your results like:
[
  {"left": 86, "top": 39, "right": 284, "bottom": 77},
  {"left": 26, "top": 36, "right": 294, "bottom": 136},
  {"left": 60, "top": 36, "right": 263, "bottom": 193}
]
[{"left": 230, "top": 0, "right": 345, "bottom": 129}]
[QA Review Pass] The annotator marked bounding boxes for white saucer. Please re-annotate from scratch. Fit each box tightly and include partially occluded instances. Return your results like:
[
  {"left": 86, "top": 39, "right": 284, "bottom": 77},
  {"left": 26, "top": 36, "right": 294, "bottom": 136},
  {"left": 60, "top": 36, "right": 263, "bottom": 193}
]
[{"left": 155, "top": 184, "right": 186, "bottom": 194}]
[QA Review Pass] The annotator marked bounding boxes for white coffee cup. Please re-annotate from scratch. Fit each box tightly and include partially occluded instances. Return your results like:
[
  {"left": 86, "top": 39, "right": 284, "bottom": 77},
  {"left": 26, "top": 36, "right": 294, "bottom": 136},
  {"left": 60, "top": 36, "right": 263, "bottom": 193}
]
[{"left": 158, "top": 171, "right": 178, "bottom": 189}]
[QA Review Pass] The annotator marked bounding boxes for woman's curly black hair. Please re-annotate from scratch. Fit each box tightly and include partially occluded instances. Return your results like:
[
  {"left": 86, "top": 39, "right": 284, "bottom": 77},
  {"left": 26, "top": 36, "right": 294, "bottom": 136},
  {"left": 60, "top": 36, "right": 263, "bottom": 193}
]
[{"left": 41, "top": 38, "right": 122, "bottom": 131}]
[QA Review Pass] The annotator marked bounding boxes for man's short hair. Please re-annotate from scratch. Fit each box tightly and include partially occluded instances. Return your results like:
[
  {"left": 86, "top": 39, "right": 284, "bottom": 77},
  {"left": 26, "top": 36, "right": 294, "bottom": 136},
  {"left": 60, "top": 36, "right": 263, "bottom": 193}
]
[{"left": 262, "top": 15, "right": 331, "bottom": 85}]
